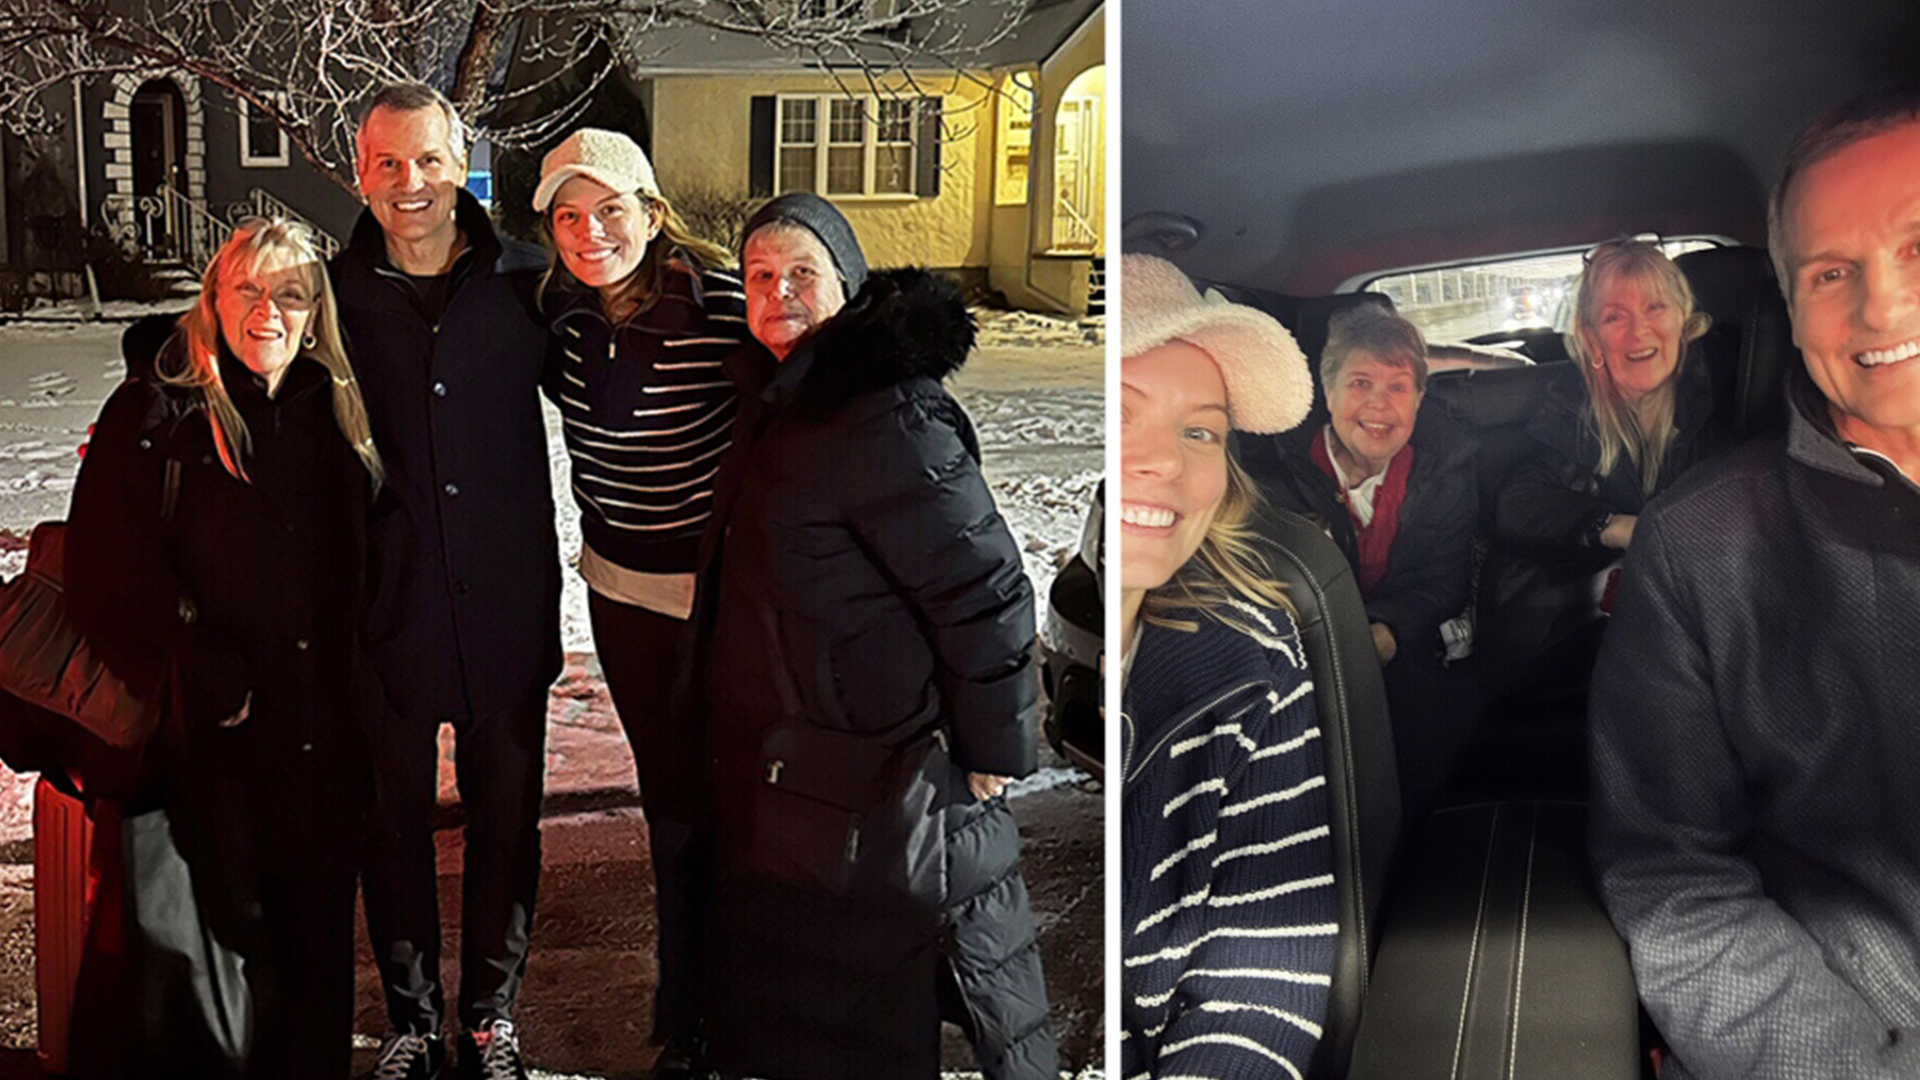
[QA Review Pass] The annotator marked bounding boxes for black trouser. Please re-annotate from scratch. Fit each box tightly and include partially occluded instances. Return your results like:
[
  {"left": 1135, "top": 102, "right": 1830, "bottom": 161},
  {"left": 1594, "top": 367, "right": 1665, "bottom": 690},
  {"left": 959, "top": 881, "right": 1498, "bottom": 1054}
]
[
  {"left": 361, "top": 693, "right": 548, "bottom": 1035},
  {"left": 249, "top": 868, "right": 359, "bottom": 1080},
  {"left": 588, "top": 590, "right": 710, "bottom": 1042},
  {"left": 1383, "top": 648, "right": 1478, "bottom": 826}
]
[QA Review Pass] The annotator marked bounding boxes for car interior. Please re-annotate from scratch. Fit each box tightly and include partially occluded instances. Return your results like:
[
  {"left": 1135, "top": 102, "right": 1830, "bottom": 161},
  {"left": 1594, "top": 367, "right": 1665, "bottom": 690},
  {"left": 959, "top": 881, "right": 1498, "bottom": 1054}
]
[{"left": 1123, "top": 1, "right": 1920, "bottom": 1076}]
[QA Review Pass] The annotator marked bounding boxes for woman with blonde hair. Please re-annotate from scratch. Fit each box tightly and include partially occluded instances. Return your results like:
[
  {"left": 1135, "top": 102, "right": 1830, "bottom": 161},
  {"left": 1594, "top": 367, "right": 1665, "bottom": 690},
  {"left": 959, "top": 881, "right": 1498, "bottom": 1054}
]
[
  {"left": 1119, "top": 253, "right": 1336, "bottom": 1080},
  {"left": 533, "top": 127, "right": 743, "bottom": 1075},
  {"left": 67, "top": 217, "right": 384, "bottom": 1079},
  {"left": 1490, "top": 239, "right": 1733, "bottom": 676}
]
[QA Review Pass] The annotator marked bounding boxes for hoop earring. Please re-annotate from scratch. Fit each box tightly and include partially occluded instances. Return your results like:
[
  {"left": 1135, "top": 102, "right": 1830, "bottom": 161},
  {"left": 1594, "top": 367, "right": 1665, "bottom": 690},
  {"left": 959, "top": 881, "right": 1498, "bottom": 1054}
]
[{"left": 302, "top": 333, "right": 317, "bottom": 349}]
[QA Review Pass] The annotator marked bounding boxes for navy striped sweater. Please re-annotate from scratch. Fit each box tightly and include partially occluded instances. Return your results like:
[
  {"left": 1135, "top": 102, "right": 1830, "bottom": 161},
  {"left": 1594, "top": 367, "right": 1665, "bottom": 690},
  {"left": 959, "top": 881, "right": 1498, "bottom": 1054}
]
[
  {"left": 1122, "top": 599, "right": 1337, "bottom": 1080},
  {"left": 545, "top": 262, "right": 746, "bottom": 573}
]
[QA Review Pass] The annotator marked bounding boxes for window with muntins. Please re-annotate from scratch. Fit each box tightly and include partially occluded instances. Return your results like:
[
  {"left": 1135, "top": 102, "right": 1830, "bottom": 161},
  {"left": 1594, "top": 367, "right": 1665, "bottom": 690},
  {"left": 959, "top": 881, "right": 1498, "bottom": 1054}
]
[{"left": 778, "top": 95, "right": 918, "bottom": 197}]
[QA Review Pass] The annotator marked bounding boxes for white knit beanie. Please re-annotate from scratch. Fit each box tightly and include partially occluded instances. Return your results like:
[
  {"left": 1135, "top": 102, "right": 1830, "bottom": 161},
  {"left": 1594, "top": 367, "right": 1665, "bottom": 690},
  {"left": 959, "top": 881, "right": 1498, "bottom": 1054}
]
[{"left": 1121, "top": 253, "right": 1312, "bottom": 434}]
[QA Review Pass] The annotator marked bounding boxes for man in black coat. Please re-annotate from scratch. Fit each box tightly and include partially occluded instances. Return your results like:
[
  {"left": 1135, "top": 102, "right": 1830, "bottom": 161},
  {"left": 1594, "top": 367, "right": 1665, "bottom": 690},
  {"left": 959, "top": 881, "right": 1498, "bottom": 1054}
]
[
  {"left": 331, "top": 82, "right": 559, "bottom": 1080},
  {"left": 1591, "top": 87, "right": 1920, "bottom": 1079}
]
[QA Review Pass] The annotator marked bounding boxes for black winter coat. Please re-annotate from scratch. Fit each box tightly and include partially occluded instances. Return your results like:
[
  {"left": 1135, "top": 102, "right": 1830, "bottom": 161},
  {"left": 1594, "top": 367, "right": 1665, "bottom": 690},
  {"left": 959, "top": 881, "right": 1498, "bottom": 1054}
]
[
  {"left": 67, "top": 319, "right": 378, "bottom": 873},
  {"left": 1483, "top": 352, "right": 1734, "bottom": 659},
  {"left": 697, "top": 269, "right": 1054, "bottom": 1080},
  {"left": 331, "top": 191, "right": 561, "bottom": 721},
  {"left": 1243, "top": 404, "right": 1478, "bottom": 656}
]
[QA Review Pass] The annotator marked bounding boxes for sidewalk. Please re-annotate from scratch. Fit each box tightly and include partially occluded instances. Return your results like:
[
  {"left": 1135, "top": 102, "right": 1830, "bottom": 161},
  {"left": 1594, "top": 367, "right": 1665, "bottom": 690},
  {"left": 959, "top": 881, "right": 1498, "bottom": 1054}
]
[{"left": 0, "top": 654, "right": 1107, "bottom": 1078}]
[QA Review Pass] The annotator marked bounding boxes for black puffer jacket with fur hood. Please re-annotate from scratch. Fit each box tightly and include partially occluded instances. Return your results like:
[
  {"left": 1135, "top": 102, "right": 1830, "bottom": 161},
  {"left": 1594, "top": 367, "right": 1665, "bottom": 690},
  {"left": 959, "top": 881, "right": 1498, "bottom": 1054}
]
[{"left": 698, "top": 268, "right": 1056, "bottom": 1080}]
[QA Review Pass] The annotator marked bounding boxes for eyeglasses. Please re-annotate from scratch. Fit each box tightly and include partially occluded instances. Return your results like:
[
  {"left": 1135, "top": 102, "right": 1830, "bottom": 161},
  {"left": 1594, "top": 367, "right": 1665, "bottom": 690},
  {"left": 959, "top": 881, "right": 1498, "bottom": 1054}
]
[
  {"left": 1583, "top": 232, "right": 1666, "bottom": 265},
  {"left": 230, "top": 281, "right": 315, "bottom": 313}
]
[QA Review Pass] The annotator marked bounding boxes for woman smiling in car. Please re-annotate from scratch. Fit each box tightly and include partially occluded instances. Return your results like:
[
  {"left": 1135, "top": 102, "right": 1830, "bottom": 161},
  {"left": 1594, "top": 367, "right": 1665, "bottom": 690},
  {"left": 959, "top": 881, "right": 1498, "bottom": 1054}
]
[
  {"left": 1245, "top": 302, "right": 1477, "bottom": 821},
  {"left": 1490, "top": 240, "right": 1733, "bottom": 675},
  {"left": 1120, "top": 254, "right": 1333, "bottom": 1080}
]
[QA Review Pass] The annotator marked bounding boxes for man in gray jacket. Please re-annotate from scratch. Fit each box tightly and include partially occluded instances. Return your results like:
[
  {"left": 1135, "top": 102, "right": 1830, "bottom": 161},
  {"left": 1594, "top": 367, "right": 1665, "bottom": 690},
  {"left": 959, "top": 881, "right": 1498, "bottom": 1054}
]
[{"left": 1592, "top": 85, "right": 1920, "bottom": 1080}]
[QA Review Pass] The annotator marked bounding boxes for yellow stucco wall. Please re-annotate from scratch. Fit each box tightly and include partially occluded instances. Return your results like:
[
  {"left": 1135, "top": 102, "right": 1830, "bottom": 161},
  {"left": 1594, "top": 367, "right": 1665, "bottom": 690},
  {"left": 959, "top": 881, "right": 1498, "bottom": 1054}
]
[
  {"left": 649, "top": 73, "right": 994, "bottom": 271},
  {"left": 990, "top": 5, "right": 1105, "bottom": 312}
]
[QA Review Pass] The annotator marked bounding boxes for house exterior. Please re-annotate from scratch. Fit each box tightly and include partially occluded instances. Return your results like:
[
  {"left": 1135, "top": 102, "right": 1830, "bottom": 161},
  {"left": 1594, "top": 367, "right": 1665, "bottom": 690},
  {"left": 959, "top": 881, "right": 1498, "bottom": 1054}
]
[
  {"left": 1, "top": 0, "right": 1103, "bottom": 314},
  {"left": 1, "top": 71, "right": 360, "bottom": 299},
  {"left": 631, "top": 0, "right": 1104, "bottom": 312}
]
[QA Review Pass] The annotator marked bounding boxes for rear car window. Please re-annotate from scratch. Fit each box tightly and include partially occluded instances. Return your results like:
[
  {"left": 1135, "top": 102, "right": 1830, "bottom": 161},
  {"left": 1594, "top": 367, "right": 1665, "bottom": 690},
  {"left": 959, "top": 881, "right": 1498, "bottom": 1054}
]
[{"left": 1357, "top": 236, "right": 1725, "bottom": 346}]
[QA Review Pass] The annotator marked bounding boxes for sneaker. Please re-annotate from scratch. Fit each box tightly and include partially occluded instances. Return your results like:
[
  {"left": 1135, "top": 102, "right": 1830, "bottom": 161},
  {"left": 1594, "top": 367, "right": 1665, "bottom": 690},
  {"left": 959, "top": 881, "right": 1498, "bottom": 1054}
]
[
  {"left": 652, "top": 1031, "right": 716, "bottom": 1080},
  {"left": 369, "top": 1033, "right": 444, "bottom": 1080},
  {"left": 459, "top": 1019, "right": 529, "bottom": 1080}
]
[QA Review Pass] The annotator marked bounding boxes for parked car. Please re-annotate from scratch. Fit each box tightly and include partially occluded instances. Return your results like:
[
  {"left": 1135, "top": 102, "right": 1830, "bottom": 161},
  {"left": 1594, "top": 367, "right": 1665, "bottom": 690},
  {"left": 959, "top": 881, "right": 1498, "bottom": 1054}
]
[
  {"left": 1122, "top": 2, "right": 1918, "bottom": 1077},
  {"left": 1039, "top": 482, "right": 1102, "bottom": 779}
]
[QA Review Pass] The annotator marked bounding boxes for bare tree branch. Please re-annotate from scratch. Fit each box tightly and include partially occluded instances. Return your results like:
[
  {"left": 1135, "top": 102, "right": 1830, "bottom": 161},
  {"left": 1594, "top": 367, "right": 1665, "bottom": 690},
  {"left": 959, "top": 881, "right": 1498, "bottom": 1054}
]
[{"left": 0, "top": 0, "right": 1034, "bottom": 202}]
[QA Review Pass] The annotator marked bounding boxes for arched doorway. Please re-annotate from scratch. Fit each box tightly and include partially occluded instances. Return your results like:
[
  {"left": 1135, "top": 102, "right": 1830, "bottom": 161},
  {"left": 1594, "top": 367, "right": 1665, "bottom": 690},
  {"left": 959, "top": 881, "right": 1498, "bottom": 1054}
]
[
  {"left": 130, "top": 78, "right": 188, "bottom": 257},
  {"left": 1052, "top": 65, "right": 1105, "bottom": 254}
]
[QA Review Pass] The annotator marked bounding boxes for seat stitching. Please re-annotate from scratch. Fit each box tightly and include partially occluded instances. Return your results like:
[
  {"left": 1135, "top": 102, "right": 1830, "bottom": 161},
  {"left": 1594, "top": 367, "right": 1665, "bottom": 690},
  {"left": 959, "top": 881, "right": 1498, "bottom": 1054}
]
[
  {"left": 1450, "top": 805, "right": 1501, "bottom": 1080},
  {"left": 1507, "top": 807, "right": 1539, "bottom": 1080}
]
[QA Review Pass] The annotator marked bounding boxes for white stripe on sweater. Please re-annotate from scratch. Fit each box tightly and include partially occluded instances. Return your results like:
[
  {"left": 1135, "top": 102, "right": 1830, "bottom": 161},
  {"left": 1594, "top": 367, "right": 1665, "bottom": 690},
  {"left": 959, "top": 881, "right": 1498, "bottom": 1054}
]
[
  {"left": 1163, "top": 779, "right": 1227, "bottom": 817},
  {"left": 588, "top": 489, "right": 711, "bottom": 513},
  {"left": 1169, "top": 723, "right": 1257, "bottom": 759},
  {"left": 1131, "top": 873, "right": 1329, "bottom": 940},
  {"left": 1133, "top": 886, "right": 1212, "bottom": 936},
  {"left": 1133, "top": 966, "right": 1331, "bottom": 1011},
  {"left": 1210, "top": 873, "right": 1335, "bottom": 909},
  {"left": 580, "top": 465, "right": 721, "bottom": 495},
  {"left": 630, "top": 400, "right": 711, "bottom": 419},
  {"left": 662, "top": 337, "right": 739, "bottom": 348},
  {"left": 1197, "top": 999, "right": 1324, "bottom": 1039},
  {"left": 1124, "top": 922, "right": 1340, "bottom": 967},
  {"left": 569, "top": 440, "right": 731, "bottom": 475},
  {"left": 570, "top": 482, "right": 710, "bottom": 532},
  {"left": 1269, "top": 680, "right": 1313, "bottom": 714},
  {"left": 1227, "top": 598, "right": 1304, "bottom": 667},
  {"left": 1212, "top": 825, "right": 1330, "bottom": 869},
  {"left": 1249, "top": 725, "right": 1320, "bottom": 763},
  {"left": 654, "top": 360, "right": 725, "bottom": 370},
  {"left": 1157, "top": 1033, "right": 1304, "bottom": 1080},
  {"left": 1219, "top": 775, "right": 1327, "bottom": 818},
  {"left": 1151, "top": 831, "right": 1217, "bottom": 881},
  {"left": 641, "top": 379, "right": 732, "bottom": 394}
]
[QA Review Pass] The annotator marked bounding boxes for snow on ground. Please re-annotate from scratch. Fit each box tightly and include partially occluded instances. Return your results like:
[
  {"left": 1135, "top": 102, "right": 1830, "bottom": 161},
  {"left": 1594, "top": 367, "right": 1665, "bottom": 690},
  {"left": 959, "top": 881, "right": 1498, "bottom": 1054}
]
[{"left": 0, "top": 315, "right": 1105, "bottom": 651}]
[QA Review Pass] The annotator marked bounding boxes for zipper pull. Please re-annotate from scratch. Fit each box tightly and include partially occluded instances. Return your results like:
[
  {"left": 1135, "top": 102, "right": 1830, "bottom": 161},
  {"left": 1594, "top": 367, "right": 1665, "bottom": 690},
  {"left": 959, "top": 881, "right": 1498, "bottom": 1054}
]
[{"left": 766, "top": 759, "right": 784, "bottom": 784}]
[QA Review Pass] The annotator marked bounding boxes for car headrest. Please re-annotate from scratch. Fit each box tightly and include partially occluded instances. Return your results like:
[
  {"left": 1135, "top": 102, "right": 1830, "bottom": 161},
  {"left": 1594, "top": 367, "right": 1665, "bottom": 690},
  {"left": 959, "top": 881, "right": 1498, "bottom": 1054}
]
[
  {"left": 1254, "top": 511, "right": 1403, "bottom": 1080},
  {"left": 1292, "top": 291, "right": 1397, "bottom": 381},
  {"left": 1676, "top": 245, "right": 1798, "bottom": 437}
]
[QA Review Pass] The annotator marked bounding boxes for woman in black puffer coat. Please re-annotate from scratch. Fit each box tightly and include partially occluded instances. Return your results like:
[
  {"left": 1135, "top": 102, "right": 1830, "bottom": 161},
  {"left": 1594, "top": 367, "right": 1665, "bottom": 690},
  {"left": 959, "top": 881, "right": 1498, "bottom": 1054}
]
[{"left": 693, "top": 194, "right": 1056, "bottom": 1080}]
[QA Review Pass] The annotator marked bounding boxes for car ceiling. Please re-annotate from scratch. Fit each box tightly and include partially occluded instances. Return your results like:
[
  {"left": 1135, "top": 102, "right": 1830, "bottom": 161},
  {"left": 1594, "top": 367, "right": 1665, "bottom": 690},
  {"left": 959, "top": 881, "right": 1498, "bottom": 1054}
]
[{"left": 1122, "top": 0, "right": 1920, "bottom": 295}]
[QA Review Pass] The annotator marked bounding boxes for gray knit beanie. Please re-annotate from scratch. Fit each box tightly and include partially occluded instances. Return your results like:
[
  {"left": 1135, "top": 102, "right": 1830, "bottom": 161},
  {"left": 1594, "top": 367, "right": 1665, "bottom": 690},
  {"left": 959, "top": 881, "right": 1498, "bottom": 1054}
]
[{"left": 741, "top": 192, "right": 868, "bottom": 295}]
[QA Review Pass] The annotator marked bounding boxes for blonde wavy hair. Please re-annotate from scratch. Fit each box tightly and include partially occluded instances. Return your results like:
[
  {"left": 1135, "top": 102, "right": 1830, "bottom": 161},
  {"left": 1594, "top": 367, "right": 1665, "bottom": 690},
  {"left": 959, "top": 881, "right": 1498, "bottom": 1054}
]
[
  {"left": 542, "top": 193, "right": 735, "bottom": 323},
  {"left": 159, "top": 217, "right": 383, "bottom": 485},
  {"left": 1143, "top": 453, "right": 1295, "bottom": 633},
  {"left": 1564, "top": 240, "right": 1710, "bottom": 495}
]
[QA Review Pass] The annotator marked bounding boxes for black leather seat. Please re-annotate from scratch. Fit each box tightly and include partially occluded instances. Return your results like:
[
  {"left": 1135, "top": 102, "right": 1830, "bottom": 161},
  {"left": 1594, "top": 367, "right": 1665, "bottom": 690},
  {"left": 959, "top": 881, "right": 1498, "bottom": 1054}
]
[
  {"left": 1256, "top": 512, "right": 1402, "bottom": 1079},
  {"left": 1347, "top": 801, "right": 1639, "bottom": 1080},
  {"left": 1258, "top": 511, "right": 1639, "bottom": 1079},
  {"left": 1676, "top": 244, "right": 1800, "bottom": 437}
]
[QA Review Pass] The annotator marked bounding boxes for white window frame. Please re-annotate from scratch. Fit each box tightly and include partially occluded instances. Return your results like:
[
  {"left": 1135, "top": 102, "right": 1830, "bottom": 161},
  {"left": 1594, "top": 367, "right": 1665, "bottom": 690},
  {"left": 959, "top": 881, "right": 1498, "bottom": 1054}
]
[
  {"left": 239, "top": 93, "right": 289, "bottom": 168},
  {"left": 774, "top": 94, "right": 921, "bottom": 200}
]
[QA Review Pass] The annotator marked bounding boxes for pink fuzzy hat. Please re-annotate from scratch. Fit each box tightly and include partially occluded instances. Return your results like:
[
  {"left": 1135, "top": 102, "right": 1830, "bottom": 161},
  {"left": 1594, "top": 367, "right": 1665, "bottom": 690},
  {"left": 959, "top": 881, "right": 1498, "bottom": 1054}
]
[{"left": 1121, "top": 253, "right": 1312, "bottom": 434}]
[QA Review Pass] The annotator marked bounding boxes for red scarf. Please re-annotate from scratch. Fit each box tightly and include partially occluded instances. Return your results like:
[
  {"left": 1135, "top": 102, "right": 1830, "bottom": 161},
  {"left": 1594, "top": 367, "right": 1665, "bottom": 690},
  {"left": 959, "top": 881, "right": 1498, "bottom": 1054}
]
[{"left": 1311, "top": 430, "right": 1415, "bottom": 597}]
